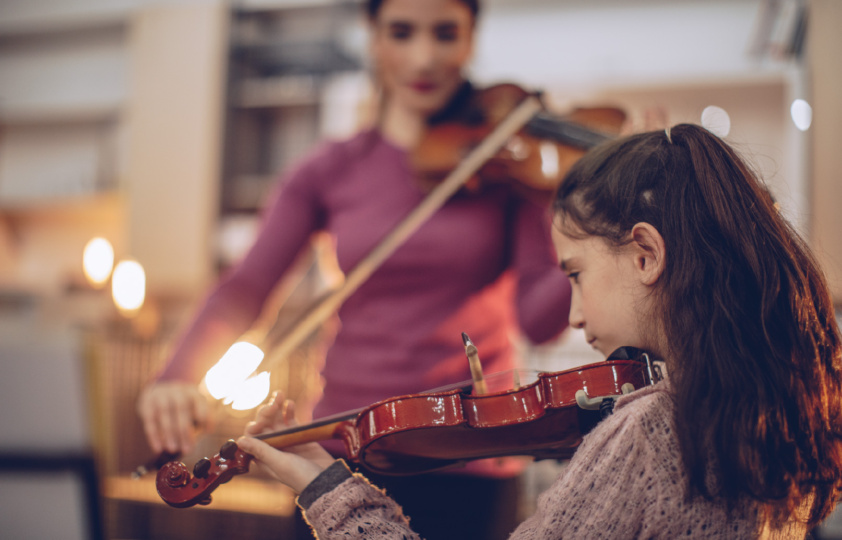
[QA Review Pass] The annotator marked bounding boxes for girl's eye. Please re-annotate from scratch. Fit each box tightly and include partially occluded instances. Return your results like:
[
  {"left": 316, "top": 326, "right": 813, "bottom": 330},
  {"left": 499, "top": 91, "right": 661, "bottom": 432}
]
[{"left": 567, "top": 272, "right": 580, "bottom": 284}]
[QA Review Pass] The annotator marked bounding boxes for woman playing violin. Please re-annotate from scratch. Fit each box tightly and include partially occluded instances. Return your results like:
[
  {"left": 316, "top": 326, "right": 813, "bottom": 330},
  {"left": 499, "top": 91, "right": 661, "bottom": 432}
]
[
  {"left": 137, "top": 0, "right": 571, "bottom": 537},
  {"left": 237, "top": 124, "right": 842, "bottom": 539}
]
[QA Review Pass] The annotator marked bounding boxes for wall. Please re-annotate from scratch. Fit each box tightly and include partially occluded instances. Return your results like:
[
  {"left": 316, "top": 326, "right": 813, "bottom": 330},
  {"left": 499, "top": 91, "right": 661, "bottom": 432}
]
[
  {"left": 123, "top": 1, "right": 228, "bottom": 297},
  {"left": 808, "top": 0, "right": 842, "bottom": 302}
]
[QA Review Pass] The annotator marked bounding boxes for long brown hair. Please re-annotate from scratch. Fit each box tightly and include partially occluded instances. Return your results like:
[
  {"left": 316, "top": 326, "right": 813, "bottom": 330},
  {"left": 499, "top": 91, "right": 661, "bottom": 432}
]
[{"left": 553, "top": 124, "right": 842, "bottom": 526}]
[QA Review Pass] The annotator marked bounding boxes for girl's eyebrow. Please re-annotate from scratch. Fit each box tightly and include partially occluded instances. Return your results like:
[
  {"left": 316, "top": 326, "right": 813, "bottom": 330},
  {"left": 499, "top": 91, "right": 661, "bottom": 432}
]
[{"left": 559, "top": 259, "right": 573, "bottom": 272}]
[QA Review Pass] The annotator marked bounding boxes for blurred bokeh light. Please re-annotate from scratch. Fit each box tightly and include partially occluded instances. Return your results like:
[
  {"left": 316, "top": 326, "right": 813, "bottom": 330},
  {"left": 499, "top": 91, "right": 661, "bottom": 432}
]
[
  {"left": 790, "top": 98, "right": 812, "bottom": 131},
  {"left": 701, "top": 105, "right": 731, "bottom": 137},
  {"left": 111, "top": 259, "right": 145, "bottom": 313},
  {"left": 82, "top": 237, "right": 114, "bottom": 288}
]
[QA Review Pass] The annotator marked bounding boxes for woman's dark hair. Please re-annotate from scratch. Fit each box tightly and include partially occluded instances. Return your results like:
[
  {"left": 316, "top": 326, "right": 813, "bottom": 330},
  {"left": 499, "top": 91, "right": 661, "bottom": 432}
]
[
  {"left": 553, "top": 124, "right": 842, "bottom": 526},
  {"left": 365, "top": 0, "right": 480, "bottom": 20}
]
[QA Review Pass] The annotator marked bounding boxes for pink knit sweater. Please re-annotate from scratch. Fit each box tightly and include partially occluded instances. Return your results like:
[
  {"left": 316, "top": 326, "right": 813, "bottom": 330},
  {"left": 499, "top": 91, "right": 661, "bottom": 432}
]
[{"left": 299, "top": 383, "right": 810, "bottom": 539}]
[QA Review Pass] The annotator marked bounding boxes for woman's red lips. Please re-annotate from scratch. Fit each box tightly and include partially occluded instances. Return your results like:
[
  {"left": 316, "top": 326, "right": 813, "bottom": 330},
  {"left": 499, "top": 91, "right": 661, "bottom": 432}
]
[{"left": 411, "top": 81, "right": 436, "bottom": 93}]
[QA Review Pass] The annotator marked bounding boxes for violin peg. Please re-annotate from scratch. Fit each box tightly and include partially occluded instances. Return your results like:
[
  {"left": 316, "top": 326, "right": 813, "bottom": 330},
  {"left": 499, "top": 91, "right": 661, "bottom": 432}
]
[
  {"left": 220, "top": 439, "right": 238, "bottom": 460},
  {"left": 193, "top": 457, "right": 212, "bottom": 479}
]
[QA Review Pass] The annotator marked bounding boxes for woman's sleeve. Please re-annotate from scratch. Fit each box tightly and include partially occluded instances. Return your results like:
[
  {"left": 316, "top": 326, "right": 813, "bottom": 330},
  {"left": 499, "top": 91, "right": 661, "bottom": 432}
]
[
  {"left": 510, "top": 196, "right": 571, "bottom": 344},
  {"left": 155, "top": 147, "right": 330, "bottom": 383}
]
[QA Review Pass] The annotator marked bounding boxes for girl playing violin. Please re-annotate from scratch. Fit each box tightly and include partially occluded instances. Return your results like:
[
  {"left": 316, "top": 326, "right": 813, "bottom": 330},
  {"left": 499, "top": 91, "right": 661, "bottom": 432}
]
[
  {"left": 138, "top": 0, "right": 570, "bottom": 537},
  {"left": 237, "top": 124, "right": 842, "bottom": 538}
]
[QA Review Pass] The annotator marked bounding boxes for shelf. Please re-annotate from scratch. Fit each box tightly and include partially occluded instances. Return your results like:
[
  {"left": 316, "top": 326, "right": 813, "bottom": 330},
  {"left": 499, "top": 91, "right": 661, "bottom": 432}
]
[
  {"left": 0, "top": 103, "right": 121, "bottom": 126},
  {"left": 236, "top": 75, "right": 321, "bottom": 108},
  {"left": 234, "top": 0, "right": 353, "bottom": 14},
  {"left": 219, "top": 1, "right": 359, "bottom": 220},
  {"left": 0, "top": 190, "right": 122, "bottom": 215},
  {"left": 232, "top": 39, "right": 360, "bottom": 78},
  {"left": 0, "top": 12, "right": 129, "bottom": 40}
]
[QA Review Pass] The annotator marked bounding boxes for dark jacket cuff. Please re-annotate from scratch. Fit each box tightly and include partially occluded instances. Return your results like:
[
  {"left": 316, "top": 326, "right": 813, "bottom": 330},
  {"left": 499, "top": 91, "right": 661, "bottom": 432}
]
[{"left": 297, "top": 460, "right": 353, "bottom": 509}]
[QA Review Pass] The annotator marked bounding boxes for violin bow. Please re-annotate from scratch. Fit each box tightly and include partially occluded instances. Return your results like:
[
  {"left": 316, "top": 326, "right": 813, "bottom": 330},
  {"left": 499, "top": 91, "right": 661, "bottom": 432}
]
[
  {"left": 259, "top": 94, "right": 544, "bottom": 362},
  {"left": 134, "top": 95, "right": 543, "bottom": 480}
]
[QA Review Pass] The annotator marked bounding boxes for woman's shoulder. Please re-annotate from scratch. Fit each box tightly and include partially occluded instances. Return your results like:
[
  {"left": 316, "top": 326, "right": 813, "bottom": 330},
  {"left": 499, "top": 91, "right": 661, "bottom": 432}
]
[
  {"left": 318, "top": 128, "right": 390, "bottom": 161},
  {"left": 278, "top": 129, "right": 384, "bottom": 193},
  {"left": 292, "top": 129, "right": 392, "bottom": 179}
]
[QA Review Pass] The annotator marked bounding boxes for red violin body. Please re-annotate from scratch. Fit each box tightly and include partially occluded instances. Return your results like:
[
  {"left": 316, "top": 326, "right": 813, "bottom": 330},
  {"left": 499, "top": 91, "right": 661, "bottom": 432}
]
[
  {"left": 349, "top": 358, "right": 649, "bottom": 474},
  {"left": 157, "top": 349, "right": 659, "bottom": 508}
]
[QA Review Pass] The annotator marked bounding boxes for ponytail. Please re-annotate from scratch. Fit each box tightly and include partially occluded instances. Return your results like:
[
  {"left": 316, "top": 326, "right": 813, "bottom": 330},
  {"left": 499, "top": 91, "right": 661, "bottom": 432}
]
[{"left": 553, "top": 124, "right": 842, "bottom": 525}]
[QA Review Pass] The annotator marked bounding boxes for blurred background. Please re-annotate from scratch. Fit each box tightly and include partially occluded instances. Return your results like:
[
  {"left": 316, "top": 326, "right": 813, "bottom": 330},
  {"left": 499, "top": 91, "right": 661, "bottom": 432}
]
[{"left": 0, "top": 0, "right": 839, "bottom": 538}]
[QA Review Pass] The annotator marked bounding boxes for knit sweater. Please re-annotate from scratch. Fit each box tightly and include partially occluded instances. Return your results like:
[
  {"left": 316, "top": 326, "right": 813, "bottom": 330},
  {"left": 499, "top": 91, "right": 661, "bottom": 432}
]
[{"left": 298, "top": 383, "right": 810, "bottom": 539}]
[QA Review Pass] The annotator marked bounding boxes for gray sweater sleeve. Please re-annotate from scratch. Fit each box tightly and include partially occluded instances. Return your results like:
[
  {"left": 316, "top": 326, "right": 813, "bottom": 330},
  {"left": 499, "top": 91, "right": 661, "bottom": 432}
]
[
  {"left": 297, "top": 460, "right": 353, "bottom": 509},
  {"left": 297, "top": 460, "right": 421, "bottom": 539}
]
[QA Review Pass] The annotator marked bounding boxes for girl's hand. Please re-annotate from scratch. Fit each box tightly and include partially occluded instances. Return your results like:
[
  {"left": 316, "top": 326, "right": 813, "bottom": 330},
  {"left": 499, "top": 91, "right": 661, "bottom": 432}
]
[{"left": 236, "top": 391, "right": 336, "bottom": 493}]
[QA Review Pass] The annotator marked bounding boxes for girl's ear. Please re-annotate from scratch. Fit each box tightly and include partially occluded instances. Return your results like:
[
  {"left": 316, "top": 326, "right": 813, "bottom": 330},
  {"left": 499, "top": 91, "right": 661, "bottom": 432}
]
[{"left": 629, "top": 223, "right": 666, "bottom": 285}]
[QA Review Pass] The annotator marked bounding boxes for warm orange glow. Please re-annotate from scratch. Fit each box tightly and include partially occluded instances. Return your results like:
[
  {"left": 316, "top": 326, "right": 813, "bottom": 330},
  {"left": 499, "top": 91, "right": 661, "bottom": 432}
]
[
  {"left": 82, "top": 237, "right": 114, "bottom": 288},
  {"left": 111, "top": 259, "right": 146, "bottom": 313},
  {"left": 227, "top": 372, "right": 271, "bottom": 411},
  {"left": 204, "top": 342, "right": 266, "bottom": 408}
]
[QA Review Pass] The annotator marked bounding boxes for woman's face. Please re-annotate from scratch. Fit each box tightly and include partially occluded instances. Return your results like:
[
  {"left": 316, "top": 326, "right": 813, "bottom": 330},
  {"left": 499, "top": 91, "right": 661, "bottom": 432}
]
[{"left": 370, "top": 0, "right": 475, "bottom": 117}]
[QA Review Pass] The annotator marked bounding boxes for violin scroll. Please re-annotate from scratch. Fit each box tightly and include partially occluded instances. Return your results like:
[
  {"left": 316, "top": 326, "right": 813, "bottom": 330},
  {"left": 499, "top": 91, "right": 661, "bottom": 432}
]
[{"left": 156, "top": 439, "right": 253, "bottom": 508}]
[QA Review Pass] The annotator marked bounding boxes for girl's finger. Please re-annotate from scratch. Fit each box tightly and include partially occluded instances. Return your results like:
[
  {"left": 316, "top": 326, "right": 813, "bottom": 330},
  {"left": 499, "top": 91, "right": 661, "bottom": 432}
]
[
  {"left": 282, "top": 399, "right": 296, "bottom": 425},
  {"left": 236, "top": 436, "right": 326, "bottom": 493}
]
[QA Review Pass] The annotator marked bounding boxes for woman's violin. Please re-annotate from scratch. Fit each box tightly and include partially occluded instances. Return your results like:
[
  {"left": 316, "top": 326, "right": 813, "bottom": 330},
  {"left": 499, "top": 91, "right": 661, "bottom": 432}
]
[
  {"left": 156, "top": 346, "right": 660, "bottom": 508},
  {"left": 412, "top": 82, "right": 626, "bottom": 197}
]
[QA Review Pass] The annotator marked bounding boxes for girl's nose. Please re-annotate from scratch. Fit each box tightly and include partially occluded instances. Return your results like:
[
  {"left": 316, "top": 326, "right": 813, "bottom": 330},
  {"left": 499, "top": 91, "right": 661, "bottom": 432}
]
[{"left": 568, "top": 294, "right": 584, "bottom": 329}]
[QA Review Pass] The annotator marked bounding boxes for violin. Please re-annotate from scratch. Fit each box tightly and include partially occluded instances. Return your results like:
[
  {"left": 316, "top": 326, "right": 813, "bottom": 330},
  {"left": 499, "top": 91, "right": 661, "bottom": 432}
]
[
  {"left": 156, "top": 346, "right": 660, "bottom": 508},
  {"left": 412, "top": 82, "right": 626, "bottom": 196}
]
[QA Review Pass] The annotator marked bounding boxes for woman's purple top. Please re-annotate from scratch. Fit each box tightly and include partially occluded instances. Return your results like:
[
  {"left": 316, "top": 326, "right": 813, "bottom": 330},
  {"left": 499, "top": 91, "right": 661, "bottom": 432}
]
[{"left": 158, "top": 129, "right": 570, "bottom": 429}]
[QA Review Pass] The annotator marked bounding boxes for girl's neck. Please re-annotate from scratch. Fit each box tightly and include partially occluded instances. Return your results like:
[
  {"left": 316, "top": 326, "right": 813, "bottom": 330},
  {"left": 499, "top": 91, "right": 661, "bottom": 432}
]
[{"left": 378, "top": 97, "right": 426, "bottom": 150}]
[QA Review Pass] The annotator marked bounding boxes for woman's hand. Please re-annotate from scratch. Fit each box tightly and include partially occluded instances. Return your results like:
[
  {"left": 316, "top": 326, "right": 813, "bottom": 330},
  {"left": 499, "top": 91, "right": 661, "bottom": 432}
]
[
  {"left": 137, "top": 381, "right": 212, "bottom": 454},
  {"left": 237, "top": 391, "right": 335, "bottom": 493}
]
